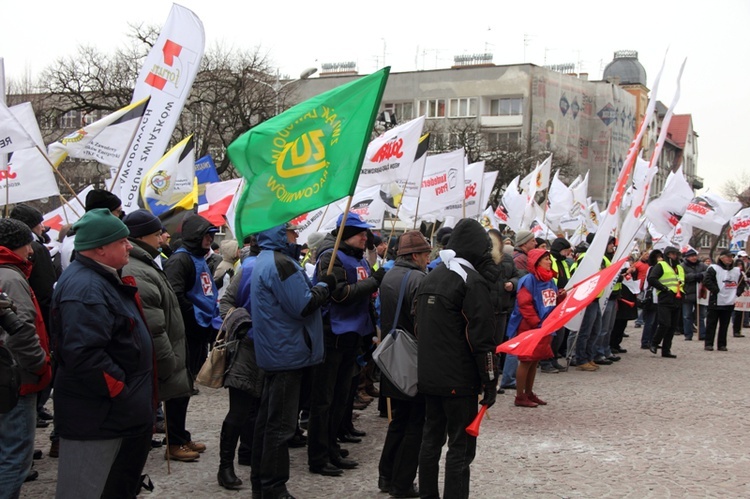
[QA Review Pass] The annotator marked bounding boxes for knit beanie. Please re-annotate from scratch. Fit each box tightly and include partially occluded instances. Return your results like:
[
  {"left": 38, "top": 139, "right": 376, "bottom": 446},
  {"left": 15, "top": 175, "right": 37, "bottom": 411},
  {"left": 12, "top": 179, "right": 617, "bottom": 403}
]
[
  {"left": 397, "top": 230, "right": 432, "bottom": 256},
  {"left": 73, "top": 209, "right": 130, "bottom": 251},
  {"left": 123, "top": 210, "right": 163, "bottom": 238},
  {"left": 515, "top": 230, "right": 534, "bottom": 246},
  {"left": 10, "top": 204, "right": 43, "bottom": 229},
  {"left": 85, "top": 189, "right": 122, "bottom": 212},
  {"left": 0, "top": 219, "right": 34, "bottom": 250}
]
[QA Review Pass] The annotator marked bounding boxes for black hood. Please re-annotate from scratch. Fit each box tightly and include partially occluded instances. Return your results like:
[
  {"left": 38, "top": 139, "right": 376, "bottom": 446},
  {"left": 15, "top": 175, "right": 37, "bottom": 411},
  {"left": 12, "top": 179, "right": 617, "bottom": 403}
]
[
  {"left": 180, "top": 214, "right": 215, "bottom": 256},
  {"left": 445, "top": 218, "right": 492, "bottom": 268}
]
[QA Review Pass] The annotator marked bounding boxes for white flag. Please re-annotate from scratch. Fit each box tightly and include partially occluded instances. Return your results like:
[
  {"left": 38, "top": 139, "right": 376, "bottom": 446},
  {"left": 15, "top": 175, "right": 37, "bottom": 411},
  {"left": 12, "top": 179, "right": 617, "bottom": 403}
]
[
  {"left": 47, "top": 97, "right": 150, "bottom": 168},
  {"left": 0, "top": 102, "right": 36, "bottom": 154},
  {"left": 545, "top": 170, "right": 574, "bottom": 230},
  {"left": 681, "top": 191, "right": 741, "bottom": 235},
  {"left": 401, "top": 148, "right": 465, "bottom": 216},
  {"left": 117, "top": 4, "right": 205, "bottom": 210},
  {"left": 357, "top": 116, "right": 425, "bottom": 187},
  {"left": 646, "top": 166, "right": 695, "bottom": 235},
  {"left": 442, "top": 161, "right": 485, "bottom": 220},
  {"left": 42, "top": 186, "right": 95, "bottom": 243},
  {"left": 496, "top": 176, "right": 525, "bottom": 232},
  {"left": 731, "top": 208, "right": 750, "bottom": 245},
  {"left": 290, "top": 204, "right": 343, "bottom": 246}
]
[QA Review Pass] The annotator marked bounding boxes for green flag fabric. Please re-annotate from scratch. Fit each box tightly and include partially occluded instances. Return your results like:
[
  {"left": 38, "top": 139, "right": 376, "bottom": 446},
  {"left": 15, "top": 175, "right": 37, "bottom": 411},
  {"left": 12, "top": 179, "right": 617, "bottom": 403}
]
[{"left": 228, "top": 67, "right": 390, "bottom": 240}]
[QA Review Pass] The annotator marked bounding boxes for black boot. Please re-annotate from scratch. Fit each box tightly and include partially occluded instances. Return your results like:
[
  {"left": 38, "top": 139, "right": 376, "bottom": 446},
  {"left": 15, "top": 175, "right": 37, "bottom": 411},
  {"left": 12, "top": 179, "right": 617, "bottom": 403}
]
[{"left": 217, "top": 422, "right": 243, "bottom": 490}]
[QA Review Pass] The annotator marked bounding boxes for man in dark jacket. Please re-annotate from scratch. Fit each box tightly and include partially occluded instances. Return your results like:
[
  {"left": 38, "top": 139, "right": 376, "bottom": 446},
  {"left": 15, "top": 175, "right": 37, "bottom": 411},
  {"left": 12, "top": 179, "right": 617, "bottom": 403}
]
[
  {"left": 251, "top": 224, "right": 333, "bottom": 499},
  {"left": 648, "top": 246, "right": 684, "bottom": 358},
  {"left": 415, "top": 218, "right": 499, "bottom": 499},
  {"left": 680, "top": 247, "right": 707, "bottom": 341},
  {"left": 0, "top": 219, "right": 52, "bottom": 497},
  {"left": 164, "top": 214, "right": 221, "bottom": 378},
  {"left": 307, "top": 212, "right": 385, "bottom": 477},
  {"left": 122, "top": 210, "right": 201, "bottom": 463},
  {"left": 51, "top": 209, "right": 155, "bottom": 498},
  {"left": 703, "top": 249, "right": 743, "bottom": 351},
  {"left": 377, "top": 230, "right": 431, "bottom": 498},
  {"left": 513, "top": 229, "right": 536, "bottom": 276}
]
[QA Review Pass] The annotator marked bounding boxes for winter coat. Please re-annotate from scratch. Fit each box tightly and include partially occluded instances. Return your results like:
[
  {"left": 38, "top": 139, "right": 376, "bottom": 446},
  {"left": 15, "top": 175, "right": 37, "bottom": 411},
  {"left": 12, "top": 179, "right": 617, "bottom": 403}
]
[
  {"left": 222, "top": 307, "right": 264, "bottom": 397},
  {"left": 506, "top": 249, "right": 559, "bottom": 339},
  {"left": 680, "top": 259, "right": 708, "bottom": 303},
  {"left": 50, "top": 254, "right": 156, "bottom": 440},
  {"left": 415, "top": 219, "right": 496, "bottom": 397},
  {"left": 703, "top": 260, "right": 745, "bottom": 310},
  {"left": 27, "top": 234, "right": 58, "bottom": 329},
  {"left": 0, "top": 247, "right": 51, "bottom": 393},
  {"left": 648, "top": 257, "right": 684, "bottom": 308},
  {"left": 250, "top": 226, "right": 329, "bottom": 372},
  {"left": 214, "top": 239, "right": 239, "bottom": 289},
  {"left": 122, "top": 239, "right": 191, "bottom": 401},
  {"left": 378, "top": 258, "right": 426, "bottom": 400}
]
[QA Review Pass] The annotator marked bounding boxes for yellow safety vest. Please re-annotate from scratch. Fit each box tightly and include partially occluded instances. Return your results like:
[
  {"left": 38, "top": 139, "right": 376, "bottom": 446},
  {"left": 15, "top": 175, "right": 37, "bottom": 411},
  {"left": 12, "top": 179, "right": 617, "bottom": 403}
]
[
  {"left": 657, "top": 261, "right": 685, "bottom": 295},
  {"left": 551, "top": 258, "right": 570, "bottom": 285}
]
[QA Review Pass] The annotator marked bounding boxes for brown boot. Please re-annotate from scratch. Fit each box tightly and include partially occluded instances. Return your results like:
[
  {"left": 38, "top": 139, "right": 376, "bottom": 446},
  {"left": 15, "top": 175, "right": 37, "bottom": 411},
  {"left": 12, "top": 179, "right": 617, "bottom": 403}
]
[
  {"left": 185, "top": 441, "right": 206, "bottom": 453},
  {"left": 165, "top": 444, "right": 200, "bottom": 462}
]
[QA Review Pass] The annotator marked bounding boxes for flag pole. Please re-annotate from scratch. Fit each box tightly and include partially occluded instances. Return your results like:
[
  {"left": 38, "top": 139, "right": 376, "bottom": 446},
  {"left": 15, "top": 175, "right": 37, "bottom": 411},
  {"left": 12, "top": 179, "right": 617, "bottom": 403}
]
[
  {"left": 316, "top": 205, "right": 330, "bottom": 232},
  {"left": 35, "top": 146, "right": 84, "bottom": 206},
  {"left": 326, "top": 196, "right": 354, "bottom": 276}
]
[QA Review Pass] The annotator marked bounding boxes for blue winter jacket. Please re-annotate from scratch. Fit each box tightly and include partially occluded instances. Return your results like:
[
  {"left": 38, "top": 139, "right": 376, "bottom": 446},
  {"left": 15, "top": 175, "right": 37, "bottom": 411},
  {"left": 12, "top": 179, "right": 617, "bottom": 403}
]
[{"left": 250, "top": 226, "right": 328, "bottom": 371}]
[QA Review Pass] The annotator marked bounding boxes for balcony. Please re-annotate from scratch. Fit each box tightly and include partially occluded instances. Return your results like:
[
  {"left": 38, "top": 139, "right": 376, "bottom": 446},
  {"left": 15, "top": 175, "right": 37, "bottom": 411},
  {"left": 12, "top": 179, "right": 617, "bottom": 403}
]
[{"left": 479, "top": 115, "right": 523, "bottom": 128}]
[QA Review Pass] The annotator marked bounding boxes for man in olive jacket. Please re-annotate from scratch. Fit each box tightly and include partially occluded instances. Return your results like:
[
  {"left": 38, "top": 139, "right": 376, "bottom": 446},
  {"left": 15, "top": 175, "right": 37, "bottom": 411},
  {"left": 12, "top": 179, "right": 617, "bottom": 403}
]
[{"left": 122, "top": 210, "right": 204, "bottom": 463}]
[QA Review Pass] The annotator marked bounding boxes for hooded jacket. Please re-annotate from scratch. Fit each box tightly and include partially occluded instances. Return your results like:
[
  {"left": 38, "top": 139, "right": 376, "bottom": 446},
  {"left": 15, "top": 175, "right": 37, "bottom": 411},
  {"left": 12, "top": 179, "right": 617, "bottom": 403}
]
[
  {"left": 506, "top": 249, "right": 559, "bottom": 339},
  {"left": 250, "top": 225, "right": 329, "bottom": 371},
  {"left": 214, "top": 239, "right": 239, "bottom": 288},
  {"left": 164, "top": 215, "right": 219, "bottom": 334},
  {"left": 0, "top": 247, "right": 51, "bottom": 394},
  {"left": 122, "top": 239, "right": 191, "bottom": 401},
  {"left": 415, "top": 219, "right": 496, "bottom": 397},
  {"left": 680, "top": 257, "right": 707, "bottom": 302}
]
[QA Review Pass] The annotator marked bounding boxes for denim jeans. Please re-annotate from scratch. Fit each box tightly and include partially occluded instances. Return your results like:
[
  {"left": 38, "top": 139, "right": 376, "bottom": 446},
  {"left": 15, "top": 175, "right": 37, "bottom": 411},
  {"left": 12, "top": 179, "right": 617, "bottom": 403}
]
[
  {"left": 501, "top": 355, "right": 518, "bottom": 388},
  {"left": 419, "top": 395, "right": 477, "bottom": 499},
  {"left": 0, "top": 393, "right": 36, "bottom": 499},
  {"left": 682, "top": 301, "right": 706, "bottom": 340},
  {"left": 251, "top": 369, "right": 303, "bottom": 499},
  {"left": 641, "top": 307, "right": 658, "bottom": 347},
  {"left": 595, "top": 299, "right": 617, "bottom": 359},
  {"left": 574, "top": 302, "right": 602, "bottom": 364}
]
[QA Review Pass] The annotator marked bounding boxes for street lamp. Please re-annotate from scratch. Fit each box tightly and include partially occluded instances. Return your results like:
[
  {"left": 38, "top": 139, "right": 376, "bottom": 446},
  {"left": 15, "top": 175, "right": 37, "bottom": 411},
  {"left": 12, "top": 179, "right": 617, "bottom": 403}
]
[{"left": 254, "top": 67, "right": 318, "bottom": 115}]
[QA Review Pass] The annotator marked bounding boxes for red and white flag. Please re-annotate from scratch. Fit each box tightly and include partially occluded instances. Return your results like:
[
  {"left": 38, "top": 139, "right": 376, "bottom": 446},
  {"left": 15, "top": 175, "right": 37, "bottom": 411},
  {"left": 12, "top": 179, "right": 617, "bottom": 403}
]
[
  {"left": 497, "top": 257, "right": 628, "bottom": 356},
  {"left": 357, "top": 116, "right": 425, "bottom": 187}
]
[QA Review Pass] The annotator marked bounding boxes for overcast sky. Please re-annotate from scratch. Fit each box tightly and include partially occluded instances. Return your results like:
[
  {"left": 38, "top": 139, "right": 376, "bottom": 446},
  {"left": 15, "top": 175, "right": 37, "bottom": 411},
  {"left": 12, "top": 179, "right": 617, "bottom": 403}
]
[{"left": 3, "top": 0, "right": 748, "bottom": 193}]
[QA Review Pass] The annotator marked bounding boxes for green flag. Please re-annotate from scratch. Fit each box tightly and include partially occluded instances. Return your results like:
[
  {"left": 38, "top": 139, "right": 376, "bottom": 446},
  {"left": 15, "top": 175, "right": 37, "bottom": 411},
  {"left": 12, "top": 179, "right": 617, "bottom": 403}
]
[{"left": 227, "top": 67, "right": 390, "bottom": 240}]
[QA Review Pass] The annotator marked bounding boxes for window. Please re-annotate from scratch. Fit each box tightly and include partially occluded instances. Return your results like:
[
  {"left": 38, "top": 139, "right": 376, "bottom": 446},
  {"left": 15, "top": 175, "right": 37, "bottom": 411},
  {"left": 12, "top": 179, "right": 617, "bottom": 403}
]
[
  {"left": 60, "top": 111, "right": 77, "bottom": 129},
  {"left": 383, "top": 102, "right": 414, "bottom": 122},
  {"left": 448, "top": 98, "right": 477, "bottom": 118},
  {"left": 418, "top": 99, "right": 446, "bottom": 119},
  {"left": 486, "top": 131, "right": 521, "bottom": 149},
  {"left": 489, "top": 98, "right": 523, "bottom": 116}
]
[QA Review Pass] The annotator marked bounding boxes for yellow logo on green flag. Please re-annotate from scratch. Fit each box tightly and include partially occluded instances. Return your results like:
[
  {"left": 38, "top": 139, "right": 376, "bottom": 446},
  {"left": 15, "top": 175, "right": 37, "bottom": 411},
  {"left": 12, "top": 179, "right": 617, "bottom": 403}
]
[{"left": 227, "top": 67, "right": 390, "bottom": 240}]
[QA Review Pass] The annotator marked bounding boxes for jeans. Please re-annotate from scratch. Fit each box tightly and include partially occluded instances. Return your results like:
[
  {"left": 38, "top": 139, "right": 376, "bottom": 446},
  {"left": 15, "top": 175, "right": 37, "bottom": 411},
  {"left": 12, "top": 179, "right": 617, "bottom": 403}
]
[
  {"left": 0, "top": 393, "right": 36, "bottom": 499},
  {"left": 501, "top": 355, "right": 518, "bottom": 388},
  {"left": 378, "top": 396, "right": 425, "bottom": 493},
  {"left": 574, "top": 302, "right": 602, "bottom": 364},
  {"left": 595, "top": 299, "right": 617, "bottom": 359},
  {"left": 682, "top": 301, "right": 706, "bottom": 340},
  {"left": 419, "top": 395, "right": 477, "bottom": 499},
  {"left": 251, "top": 369, "right": 303, "bottom": 499},
  {"left": 641, "top": 307, "right": 658, "bottom": 347}
]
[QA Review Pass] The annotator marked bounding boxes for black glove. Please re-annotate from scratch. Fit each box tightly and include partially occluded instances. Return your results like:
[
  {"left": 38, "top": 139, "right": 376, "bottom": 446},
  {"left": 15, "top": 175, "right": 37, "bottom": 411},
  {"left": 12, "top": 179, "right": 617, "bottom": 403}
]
[
  {"left": 366, "top": 230, "right": 376, "bottom": 251},
  {"left": 0, "top": 292, "right": 25, "bottom": 337},
  {"left": 372, "top": 267, "right": 387, "bottom": 285},
  {"left": 318, "top": 272, "right": 337, "bottom": 290},
  {"left": 475, "top": 352, "right": 498, "bottom": 408}
]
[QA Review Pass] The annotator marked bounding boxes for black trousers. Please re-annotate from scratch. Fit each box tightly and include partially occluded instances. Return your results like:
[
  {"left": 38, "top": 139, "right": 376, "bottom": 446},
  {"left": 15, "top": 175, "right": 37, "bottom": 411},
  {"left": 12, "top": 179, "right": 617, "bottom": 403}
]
[
  {"left": 378, "top": 396, "right": 425, "bottom": 492},
  {"left": 706, "top": 308, "right": 732, "bottom": 349},
  {"left": 164, "top": 396, "right": 191, "bottom": 446},
  {"left": 653, "top": 305, "right": 680, "bottom": 355},
  {"left": 223, "top": 387, "right": 260, "bottom": 463},
  {"left": 419, "top": 395, "right": 478, "bottom": 499},
  {"left": 100, "top": 432, "right": 152, "bottom": 499},
  {"left": 307, "top": 332, "right": 359, "bottom": 467}
]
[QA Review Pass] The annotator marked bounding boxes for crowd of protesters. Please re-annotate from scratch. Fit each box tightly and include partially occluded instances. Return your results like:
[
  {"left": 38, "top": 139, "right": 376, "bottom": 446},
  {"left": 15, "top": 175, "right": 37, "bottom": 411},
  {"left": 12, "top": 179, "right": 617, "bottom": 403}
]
[{"left": 2, "top": 196, "right": 749, "bottom": 499}]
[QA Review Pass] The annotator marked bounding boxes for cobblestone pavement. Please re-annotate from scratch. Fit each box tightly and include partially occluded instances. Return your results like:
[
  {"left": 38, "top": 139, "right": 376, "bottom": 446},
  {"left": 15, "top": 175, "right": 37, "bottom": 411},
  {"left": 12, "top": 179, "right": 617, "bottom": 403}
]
[{"left": 23, "top": 326, "right": 750, "bottom": 498}]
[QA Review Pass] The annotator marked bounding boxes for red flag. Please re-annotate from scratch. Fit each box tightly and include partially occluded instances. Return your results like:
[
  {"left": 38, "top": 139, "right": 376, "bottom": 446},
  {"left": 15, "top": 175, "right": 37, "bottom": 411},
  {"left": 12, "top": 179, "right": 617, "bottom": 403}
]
[{"left": 497, "top": 257, "right": 628, "bottom": 356}]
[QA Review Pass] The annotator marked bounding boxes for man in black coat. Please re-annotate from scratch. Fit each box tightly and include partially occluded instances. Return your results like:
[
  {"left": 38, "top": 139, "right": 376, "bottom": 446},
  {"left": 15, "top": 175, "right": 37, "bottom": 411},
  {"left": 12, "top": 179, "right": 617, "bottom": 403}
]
[{"left": 415, "top": 218, "right": 499, "bottom": 499}]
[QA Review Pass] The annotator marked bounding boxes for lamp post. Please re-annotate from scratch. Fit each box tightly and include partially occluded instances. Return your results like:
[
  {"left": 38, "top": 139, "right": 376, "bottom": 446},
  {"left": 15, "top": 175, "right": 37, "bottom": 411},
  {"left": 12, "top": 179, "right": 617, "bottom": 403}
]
[{"left": 255, "top": 67, "right": 318, "bottom": 115}]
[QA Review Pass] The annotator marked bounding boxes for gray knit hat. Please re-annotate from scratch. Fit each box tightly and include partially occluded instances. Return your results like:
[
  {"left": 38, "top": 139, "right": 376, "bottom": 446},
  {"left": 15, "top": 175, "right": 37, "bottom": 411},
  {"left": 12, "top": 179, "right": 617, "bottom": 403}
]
[{"left": 515, "top": 230, "right": 534, "bottom": 246}]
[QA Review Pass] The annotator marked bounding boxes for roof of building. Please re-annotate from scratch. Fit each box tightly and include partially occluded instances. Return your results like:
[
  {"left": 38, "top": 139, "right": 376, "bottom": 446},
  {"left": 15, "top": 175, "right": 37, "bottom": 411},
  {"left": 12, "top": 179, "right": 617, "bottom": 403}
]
[
  {"left": 666, "top": 115, "right": 692, "bottom": 148},
  {"left": 603, "top": 50, "right": 647, "bottom": 86}
]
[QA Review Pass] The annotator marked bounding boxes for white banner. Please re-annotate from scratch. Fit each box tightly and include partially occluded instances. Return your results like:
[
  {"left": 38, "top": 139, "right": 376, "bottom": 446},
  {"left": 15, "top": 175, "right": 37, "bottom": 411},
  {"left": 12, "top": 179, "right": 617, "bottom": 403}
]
[
  {"left": 401, "top": 148, "right": 465, "bottom": 217},
  {"left": 442, "top": 161, "right": 485, "bottom": 220},
  {"left": 357, "top": 116, "right": 425, "bottom": 187},
  {"left": 730, "top": 207, "right": 750, "bottom": 245},
  {"left": 681, "top": 191, "right": 741, "bottom": 235},
  {"left": 42, "top": 185, "right": 95, "bottom": 243},
  {"left": 0, "top": 102, "right": 36, "bottom": 155},
  {"left": 116, "top": 4, "right": 204, "bottom": 210}
]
